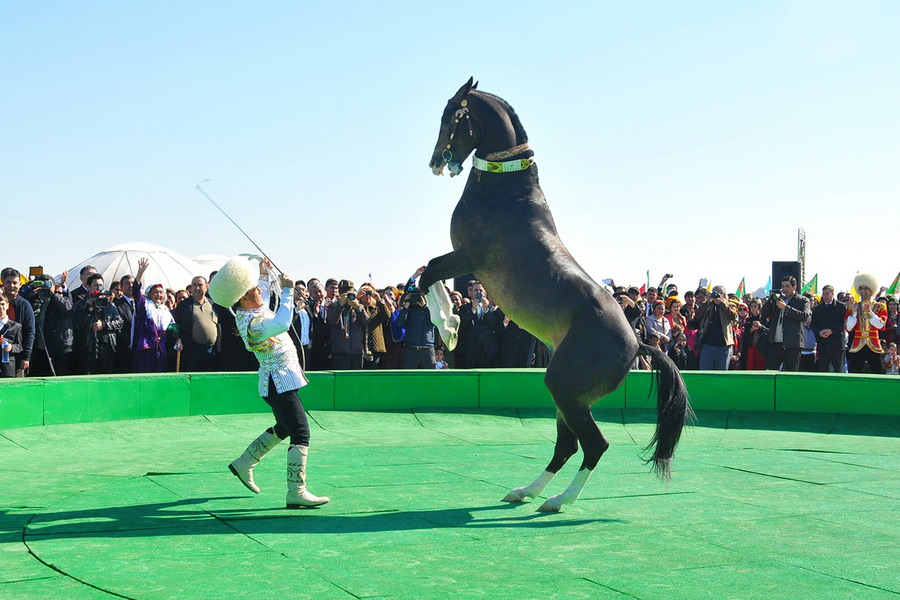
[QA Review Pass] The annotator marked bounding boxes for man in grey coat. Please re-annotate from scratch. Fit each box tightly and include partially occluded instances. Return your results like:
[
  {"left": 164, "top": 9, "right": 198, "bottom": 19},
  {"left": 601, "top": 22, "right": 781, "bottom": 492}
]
[{"left": 760, "top": 276, "right": 811, "bottom": 371}]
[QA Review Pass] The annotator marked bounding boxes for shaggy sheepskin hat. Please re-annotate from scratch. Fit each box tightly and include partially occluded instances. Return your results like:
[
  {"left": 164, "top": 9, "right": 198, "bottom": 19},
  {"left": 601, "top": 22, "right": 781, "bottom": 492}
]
[
  {"left": 209, "top": 255, "right": 258, "bottom": 307},
  {"left": 853, "top": 273, "right": 878, "bottom": 294}
]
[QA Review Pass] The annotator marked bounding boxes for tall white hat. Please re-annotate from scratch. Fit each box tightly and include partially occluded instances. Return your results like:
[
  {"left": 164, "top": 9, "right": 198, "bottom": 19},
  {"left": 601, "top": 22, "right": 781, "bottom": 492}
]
[
  {"left": 853, "top": 273, "right": 878, "bottom": 294},
  {"left": 209, "top": 255, "right": 258, "bottom": 307}
]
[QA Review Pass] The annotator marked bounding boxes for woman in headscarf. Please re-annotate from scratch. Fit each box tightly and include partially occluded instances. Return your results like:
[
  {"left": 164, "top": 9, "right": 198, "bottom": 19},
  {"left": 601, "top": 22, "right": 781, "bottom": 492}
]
[{"left": 131, "top": 257, "right": 176, "bottom": 372}]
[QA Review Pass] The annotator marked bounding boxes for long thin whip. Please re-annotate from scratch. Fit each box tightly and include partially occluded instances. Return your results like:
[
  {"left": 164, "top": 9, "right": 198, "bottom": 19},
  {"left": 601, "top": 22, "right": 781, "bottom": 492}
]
[{"left": 195, "top": 180, "right": 283, "bottom": 274}]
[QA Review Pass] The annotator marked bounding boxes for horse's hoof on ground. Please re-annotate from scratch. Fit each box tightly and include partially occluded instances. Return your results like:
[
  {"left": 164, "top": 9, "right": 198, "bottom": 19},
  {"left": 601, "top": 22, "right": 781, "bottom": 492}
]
[
  {"left": 503, "top": 488, "right": 529, "bottom": 502},
  {"left": 537, "top": 499, "right": 562, "bottom": 513}
]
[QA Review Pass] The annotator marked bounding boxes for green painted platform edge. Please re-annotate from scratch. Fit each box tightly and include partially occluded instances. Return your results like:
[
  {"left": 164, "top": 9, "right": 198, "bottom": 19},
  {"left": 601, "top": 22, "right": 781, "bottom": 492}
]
[{"left": 2, "top": 370, "right": 899, "bottom": 428}]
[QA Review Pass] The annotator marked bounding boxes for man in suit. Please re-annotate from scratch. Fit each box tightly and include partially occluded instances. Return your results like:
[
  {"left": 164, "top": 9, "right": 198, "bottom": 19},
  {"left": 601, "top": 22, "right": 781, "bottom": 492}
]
[
  {"left": 307, "top": 281, "right": 331, "bottom": 371},
  {"left": 810, "top": 284, "right": 846, "bottom": 372},
  {"left": 761, "top": 276, "right": 812, "bottom": 371},
  {"left": 457, "top": 280, "right": 500, "bottom": 368},
  {"left": 114, "top": 274, "right": 136, "bottom": 373}
]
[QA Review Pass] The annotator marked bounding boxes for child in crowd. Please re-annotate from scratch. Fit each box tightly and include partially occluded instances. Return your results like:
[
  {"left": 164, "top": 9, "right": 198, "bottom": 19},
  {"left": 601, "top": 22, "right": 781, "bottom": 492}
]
[
  {"left": 434, "top": 348, "right": 448, "bottom": 369},
  {"left": 884, "top": 343, "right": 900, "bottom": 375}
]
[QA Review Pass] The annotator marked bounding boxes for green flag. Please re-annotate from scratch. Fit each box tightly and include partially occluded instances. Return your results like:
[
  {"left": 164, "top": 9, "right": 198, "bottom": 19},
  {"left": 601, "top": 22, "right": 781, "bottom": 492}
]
[
  {"left": 735, "top": 278, "right": 745, "bottom": 298},
  {"left": 887, "top": 272, "right": 900, "bottom": 295},
  {"left": 800, "top": 274, "right": 818, "bottom": 295}
]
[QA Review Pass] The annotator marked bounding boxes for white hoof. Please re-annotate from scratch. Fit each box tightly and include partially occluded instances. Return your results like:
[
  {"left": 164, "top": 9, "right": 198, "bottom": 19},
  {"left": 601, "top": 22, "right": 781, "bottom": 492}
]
[
  {"left": 503, "top": 487, "right": 532, "bottom": 502},
  {"left": 537, "top": 495, "right": 565, "bottom": 512}
]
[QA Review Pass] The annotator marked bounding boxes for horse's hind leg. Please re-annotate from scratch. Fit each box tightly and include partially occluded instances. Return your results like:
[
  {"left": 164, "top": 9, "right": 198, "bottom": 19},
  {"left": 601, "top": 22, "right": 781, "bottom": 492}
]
[
  {"left": 537, "top": 401, "right": 610, "bottom": 512},
  {"left": 503, "top": 411, "right": 578, "bottom": 502}
]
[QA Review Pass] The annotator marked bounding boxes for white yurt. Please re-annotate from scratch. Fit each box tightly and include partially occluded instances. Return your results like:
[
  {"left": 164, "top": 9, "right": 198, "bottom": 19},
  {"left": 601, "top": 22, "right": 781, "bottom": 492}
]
[
  {"left": 192, "top": 254, "right": 229, "bottom": 277},
  {"left": 63, "top": 242, "right": 208, "bottom": 292}
]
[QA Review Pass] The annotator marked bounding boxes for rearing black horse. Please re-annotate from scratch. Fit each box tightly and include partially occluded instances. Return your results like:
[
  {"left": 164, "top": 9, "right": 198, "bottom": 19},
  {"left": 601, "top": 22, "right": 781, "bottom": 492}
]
[{"left": 420, "top": 78, "right": 693, "bottom": 512}]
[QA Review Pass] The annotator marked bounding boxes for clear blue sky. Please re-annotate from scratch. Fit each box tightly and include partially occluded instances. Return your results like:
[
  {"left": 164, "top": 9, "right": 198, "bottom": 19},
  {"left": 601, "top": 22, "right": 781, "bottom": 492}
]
[{"left": 3, "top": 2, "right": 898, "bottom": 294}]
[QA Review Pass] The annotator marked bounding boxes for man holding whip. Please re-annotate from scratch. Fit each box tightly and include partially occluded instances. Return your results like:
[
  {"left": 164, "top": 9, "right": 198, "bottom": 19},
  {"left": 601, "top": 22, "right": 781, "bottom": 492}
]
[{"left": 209, "top": 255, "right": 329, "bottom": 508}]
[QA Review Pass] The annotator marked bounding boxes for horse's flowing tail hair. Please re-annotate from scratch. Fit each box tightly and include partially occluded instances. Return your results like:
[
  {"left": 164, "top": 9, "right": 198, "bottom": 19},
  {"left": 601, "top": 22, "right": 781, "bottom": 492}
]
[{"left": 638, "top": 343, "right": 694, "bottom": 480}]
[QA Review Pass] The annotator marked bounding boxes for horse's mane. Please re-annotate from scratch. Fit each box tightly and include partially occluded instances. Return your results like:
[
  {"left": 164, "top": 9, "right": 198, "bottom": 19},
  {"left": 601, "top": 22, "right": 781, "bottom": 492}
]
[{"left": 474, "top": 90, "right": 529, "bottom": 144}]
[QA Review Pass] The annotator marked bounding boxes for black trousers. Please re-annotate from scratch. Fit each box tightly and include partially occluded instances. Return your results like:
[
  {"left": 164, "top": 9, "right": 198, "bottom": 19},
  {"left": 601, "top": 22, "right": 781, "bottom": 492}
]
[
  {"left": 765, "top": 343, "right": 801, "bottom": 371},
  {"left": 331, "top": 352, "right": 363, "bottom": 370},
  {"left": 848, "top": 347, "right": 884, "bottom": 374},
  {"left": 401, "top": 346, "right": 435, "bottom": 369},
  {"left": 263, "top": 377, "right": 310, "bottom": 446},
  {"left": 817, "top": 348, "right": 845, "bottom": 373},
  {"left": 181, "top": 342, "right": 218, "bottom": 372}
]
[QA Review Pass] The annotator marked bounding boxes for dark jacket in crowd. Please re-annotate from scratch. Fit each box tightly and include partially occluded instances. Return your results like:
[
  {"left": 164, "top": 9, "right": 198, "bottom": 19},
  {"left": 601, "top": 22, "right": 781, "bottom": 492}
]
[
  {"left": 327, "top": 302, "right": 369, "bottom": 355},
  {"left": 458, "top": 306, "right": 501, "bottom": 357},
  {"left": 810, "top": 299, "right": 847, "bottom": 351},
  {"left": 395, "top": 304, "right": 436, "bottom": 348},
  {"left": 8, "top": 295, "right": 35, "bottom": 365},
  {"left": 73, "top": 296, "right": 124, "bottom": 373},
  {"left": 496, "top": 310, "right": 536, "bottom": 367},
  {"left": 35, "top": 290, "right": 74, "bottom": 358},
  {"left": 760, "top": 294, "right": 812, "bottom": 349}
]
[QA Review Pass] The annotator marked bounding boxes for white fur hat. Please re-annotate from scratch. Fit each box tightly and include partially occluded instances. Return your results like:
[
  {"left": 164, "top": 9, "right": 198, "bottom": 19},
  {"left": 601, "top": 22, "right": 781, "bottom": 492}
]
[
  {"left": 209, "top": 255, "right": 258, "bottom": 307},
  {"left": 853, "top": 273, "right": 878, "bottom": 294}
]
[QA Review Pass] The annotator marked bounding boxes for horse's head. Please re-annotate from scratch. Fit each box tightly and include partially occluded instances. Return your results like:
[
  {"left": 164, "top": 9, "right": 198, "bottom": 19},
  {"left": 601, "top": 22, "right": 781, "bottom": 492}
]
[{"left": 429, "top": 77, "right": 479, "bottom": 177}]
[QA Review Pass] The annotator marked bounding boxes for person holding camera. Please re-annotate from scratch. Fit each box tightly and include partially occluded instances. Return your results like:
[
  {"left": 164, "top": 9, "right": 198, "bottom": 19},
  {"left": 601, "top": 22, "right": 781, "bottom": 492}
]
[
  {"left": 395, "top": 283, "right": 438, "bottom": 369},
  {"left": 73, "top": 273, "right": 124, "bottom": 374},
  {"left": 759, "top": 275, "right": 811, "bottom": 372},
  {"left": 358, "top": 284, "right": 390, "bottom": 369},
  {"left": 326, "top": 279, "right": 370, "bottom": 370},
  {"left": 692, "top": 285, "right": 739, "bottom": 370},
  {"left": 22, "top": 273, "right": 74, "bottom": 376},
  {"left": 458, "top": 280, "right": 500, "bottom": 368}
]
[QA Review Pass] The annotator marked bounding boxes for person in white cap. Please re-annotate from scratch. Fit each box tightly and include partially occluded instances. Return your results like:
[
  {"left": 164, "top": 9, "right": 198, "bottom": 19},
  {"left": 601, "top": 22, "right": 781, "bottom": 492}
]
[
  {"left": 846, "top": 273, "right": 887, "bottom": 374},
  {"left": 209, "top": 256, "right": 329, "bottom": 508}
]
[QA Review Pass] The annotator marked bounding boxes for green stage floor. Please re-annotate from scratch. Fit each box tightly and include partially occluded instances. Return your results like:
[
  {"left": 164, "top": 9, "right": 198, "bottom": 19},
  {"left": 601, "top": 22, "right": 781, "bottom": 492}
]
[{"left": 2, "top": 409, "right": 899, "bottom": 599}]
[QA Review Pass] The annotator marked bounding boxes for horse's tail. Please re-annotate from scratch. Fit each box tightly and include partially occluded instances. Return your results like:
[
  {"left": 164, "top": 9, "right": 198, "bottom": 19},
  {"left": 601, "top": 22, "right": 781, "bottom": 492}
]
[{"left": 637, "top": 343, "right": 695, "bottom": 480}]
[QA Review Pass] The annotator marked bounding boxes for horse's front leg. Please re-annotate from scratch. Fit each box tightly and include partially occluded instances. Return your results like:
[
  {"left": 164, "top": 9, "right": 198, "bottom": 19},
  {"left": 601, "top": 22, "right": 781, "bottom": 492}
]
[{"left": 419, "top": 249, "right": 475, "bottom": 292}]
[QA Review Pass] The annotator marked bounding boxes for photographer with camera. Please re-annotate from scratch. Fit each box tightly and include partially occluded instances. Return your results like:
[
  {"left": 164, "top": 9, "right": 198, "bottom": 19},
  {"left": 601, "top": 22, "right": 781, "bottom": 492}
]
[
  {"left": 759, "top": 275, "right": 811, "bottom": 372},
  {"left": 457, "top": 280, "right": 501, "bottom": 368},
  {"left": 326, "top": 279, "right": 370, "bottom": 370},
  {"left": 1, "top": 267, "right": 35, "bottom": 377},
  {"left": 692, "top": 285, "right": 739, "bottom": 370},
  {"left": 20, "top": 273, "right": 74, "bottom": 376},
  {"left": 358, "top": 284, "right": 390, "bottom": 369},
  {"left": 73, "top": 273, "right": 123, "bottom": 375},
  {"left": 395, "top": 280, "right": 438, "bottom": 369},
  {"left": 73, "top": 273, "right": 124, "bottom": 374}
]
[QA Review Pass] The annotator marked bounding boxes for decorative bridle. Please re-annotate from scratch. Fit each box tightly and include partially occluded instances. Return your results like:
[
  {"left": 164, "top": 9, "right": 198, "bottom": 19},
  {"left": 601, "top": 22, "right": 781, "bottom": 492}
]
[
  {"left": 442, "top": 97, "right": 533, "bottom": 174},
  {"left": 441, "top": 98, "right": 474, "bottom": 164}
]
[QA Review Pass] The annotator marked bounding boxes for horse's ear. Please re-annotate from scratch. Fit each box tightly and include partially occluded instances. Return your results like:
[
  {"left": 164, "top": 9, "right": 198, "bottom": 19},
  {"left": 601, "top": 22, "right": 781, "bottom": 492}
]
[
  {"left": 452, "top": 76, "right": 475, "bottom": 101},
  {"left": 472, "top": 80, "right": 478, "bottom": 90}
]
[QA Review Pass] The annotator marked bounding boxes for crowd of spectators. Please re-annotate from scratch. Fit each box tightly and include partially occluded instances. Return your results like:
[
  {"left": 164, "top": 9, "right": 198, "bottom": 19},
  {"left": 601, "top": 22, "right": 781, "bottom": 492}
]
[
  {"left": 613, "top": 275, "right": 900, "bottom": 375},
  {"left": 2, "top": 264, "right": 897, "bottom": 378}
]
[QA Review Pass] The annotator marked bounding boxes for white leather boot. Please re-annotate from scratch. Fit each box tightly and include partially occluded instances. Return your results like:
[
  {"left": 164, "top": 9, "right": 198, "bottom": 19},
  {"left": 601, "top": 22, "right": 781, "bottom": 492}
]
[
  {"left": 229, "top": 428, "right": 282, "bottom": 494},
  {"left": 286, "top": 444, "right": 330, "bottom": 508}
]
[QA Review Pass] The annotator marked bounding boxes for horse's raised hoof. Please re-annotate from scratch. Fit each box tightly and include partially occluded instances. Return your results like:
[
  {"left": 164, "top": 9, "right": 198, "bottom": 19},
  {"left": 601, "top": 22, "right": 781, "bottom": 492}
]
[{"left": 502, "top": 488, "right": 530, "bottom": 502}]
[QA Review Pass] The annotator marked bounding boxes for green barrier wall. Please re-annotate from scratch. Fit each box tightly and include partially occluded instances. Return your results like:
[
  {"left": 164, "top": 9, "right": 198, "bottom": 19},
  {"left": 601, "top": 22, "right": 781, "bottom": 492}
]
[{"left": 0, "top": 370, "right": 897, "bottom": 429}]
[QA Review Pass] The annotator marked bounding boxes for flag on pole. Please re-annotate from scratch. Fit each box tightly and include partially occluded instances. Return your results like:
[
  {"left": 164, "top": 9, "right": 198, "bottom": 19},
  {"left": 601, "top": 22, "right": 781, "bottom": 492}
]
[
  {"left": 800, "top": 274, "right": 818, "bottom": 295},
  {"left": 887, "top": 272, "right": 900, "bottom": 296},
  {"left": 639, "top": 284, "right": 646, "bottom": 295},
  {"left": 765, "top": 276, "right": 772, "bottom": 293},
  {"left": 735, "top": 278, "right": 745, "bottom": 298}
]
